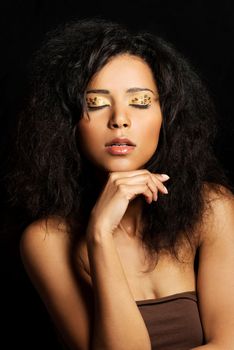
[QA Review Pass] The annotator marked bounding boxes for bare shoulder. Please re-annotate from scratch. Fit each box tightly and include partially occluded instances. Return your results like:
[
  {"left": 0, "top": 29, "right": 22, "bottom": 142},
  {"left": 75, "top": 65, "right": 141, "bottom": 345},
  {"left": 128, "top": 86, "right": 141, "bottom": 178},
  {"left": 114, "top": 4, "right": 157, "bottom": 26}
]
[
  {"left": 20, "top": 215, "right": 78, "bottom": 302},
  {"left": 196, "top": 184, "right": 234, "bottom": 346},
  {"left": 20, "top": 216, "right": 93, "bottom": 349},
  {"left": 199, "top": 184, "right": 234, "bottom": 244},
  {"left": 20, "top": 216, "right": 69, "bottom": 247},
  {"left": 20, "top": 216, "right": 71, "bottom": 275},
  {"left": 20, "top": 215, "right": 91, "bottom": 284}
]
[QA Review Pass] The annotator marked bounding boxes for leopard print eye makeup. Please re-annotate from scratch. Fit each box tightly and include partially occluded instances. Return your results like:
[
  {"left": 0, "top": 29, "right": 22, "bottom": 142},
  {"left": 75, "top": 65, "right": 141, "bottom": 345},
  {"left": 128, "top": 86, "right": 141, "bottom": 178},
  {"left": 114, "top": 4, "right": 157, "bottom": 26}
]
[
  {"left": 129, "top": 94, "right": 152, "bottom": 107},
  {"left": 85, "top": 92, "right": 154, "bottom": 111},
  {"left": 86, "top": 96, "right": 111, "bottom": 108}
]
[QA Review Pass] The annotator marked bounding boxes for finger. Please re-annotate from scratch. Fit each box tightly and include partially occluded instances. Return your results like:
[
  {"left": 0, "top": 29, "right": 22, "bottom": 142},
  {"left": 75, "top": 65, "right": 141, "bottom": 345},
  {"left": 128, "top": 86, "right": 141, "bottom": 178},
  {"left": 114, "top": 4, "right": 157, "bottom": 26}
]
[
  {"left": 114, "top": 173, "right": 166, "bottom": 199},
  {"left": 110, "top": 171, "right": 170, "bottom": 188},
  {"left": 155, "top": 174, "right": 170, "bottom": 182},
  {"left": 109, "top": 169, "right": 152, "bottom": 181},
  {"left": 142, "top": 185, "right": 154, "bottom": 203},
  {"left": 115, "top": 173, "right": 152, "bottom": 185},
  {"left": 115, "top": 174, "right": 157, "bottom": 200},
  {"left": 118, "top": 183, "right": 154, "bottom": 204},
  {"left": 144, "top": 177, "right": 158, "bottom": 201},
  {"left": 151, "top": 175, "right": 168, "bottom": 194}
]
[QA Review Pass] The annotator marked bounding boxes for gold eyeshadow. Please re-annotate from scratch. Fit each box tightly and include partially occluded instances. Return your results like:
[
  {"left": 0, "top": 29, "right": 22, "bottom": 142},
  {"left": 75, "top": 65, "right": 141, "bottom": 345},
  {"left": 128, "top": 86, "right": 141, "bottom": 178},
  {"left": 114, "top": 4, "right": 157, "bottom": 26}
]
[
  {"left": 129, "top": 94, "right": 152, "bottom": 106},
  {"left": 86, "top": 95, "right": 110, "bottom": 108},
  {"left": 85, "top": 92, "right": 154, "bottom": 110}
]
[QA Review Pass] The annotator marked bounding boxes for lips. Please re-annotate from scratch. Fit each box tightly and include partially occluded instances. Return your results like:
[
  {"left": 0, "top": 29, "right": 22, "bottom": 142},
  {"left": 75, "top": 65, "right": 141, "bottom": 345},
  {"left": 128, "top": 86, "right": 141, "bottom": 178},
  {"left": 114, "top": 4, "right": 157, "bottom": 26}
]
[
  {"left": 105, "top": 138, "right": 136, "bottom": 155},
  {"left": 105, "top": 138, "right": 136, "bottom": 147}
]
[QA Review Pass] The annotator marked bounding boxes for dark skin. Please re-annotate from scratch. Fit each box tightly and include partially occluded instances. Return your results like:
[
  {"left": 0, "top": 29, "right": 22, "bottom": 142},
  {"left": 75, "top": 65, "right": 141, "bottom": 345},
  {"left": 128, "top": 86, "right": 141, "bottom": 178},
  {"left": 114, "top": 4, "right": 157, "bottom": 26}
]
[{"left": 20, "top": 54, "right": 234, "bottom": 349}]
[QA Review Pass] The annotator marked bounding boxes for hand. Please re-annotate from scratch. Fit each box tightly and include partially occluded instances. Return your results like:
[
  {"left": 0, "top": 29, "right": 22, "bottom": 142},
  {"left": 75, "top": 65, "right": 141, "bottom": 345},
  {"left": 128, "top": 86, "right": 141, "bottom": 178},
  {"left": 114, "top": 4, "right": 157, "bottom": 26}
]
[{"left": 86, "top": 169, "right": 169, "bottom": 239}]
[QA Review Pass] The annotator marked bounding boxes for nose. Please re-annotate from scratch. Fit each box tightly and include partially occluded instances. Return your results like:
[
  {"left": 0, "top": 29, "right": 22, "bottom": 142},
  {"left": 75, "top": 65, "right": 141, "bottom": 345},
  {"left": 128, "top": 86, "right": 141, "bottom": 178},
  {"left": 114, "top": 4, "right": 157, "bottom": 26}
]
[{"left": 108, "top": 109, "right": 131, "bottom": 129}]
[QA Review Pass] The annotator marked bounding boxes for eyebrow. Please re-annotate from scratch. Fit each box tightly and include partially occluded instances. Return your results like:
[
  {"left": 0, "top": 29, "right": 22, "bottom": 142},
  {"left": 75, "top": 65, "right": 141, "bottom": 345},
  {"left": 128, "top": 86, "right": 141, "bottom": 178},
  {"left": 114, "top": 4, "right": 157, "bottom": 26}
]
[
  {"left": 86, "top": 87, "right": 156, "bottom": 95},
  {"left": 126, "top": 87, "right": 155, "bottom": 94},
  {"left": 86, "top": 89, "right": 110, "bottom": 94}
]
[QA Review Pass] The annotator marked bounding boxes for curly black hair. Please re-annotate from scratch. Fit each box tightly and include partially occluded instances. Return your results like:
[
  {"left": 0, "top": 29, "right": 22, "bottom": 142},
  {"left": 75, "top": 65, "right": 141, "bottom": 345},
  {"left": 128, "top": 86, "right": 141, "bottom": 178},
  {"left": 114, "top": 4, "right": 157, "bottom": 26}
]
[{"left": 6, "top": 17, "right": 231, "bottom": 261}]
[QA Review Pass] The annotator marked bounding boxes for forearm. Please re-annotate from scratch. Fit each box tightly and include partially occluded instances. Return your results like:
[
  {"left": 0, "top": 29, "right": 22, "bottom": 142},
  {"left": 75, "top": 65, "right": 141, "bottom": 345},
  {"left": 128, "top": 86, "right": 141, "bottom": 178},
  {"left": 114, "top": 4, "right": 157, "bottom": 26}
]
[{"left": 87, "top": 231, "right": 151, "bottom": 350}]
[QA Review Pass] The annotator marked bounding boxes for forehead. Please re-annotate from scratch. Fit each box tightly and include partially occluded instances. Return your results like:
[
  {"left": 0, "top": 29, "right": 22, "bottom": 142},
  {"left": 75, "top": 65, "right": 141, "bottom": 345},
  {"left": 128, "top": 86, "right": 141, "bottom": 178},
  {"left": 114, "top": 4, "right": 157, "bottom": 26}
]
[{"left": 87, "top": 54, "right": 157, "bottom": 91}]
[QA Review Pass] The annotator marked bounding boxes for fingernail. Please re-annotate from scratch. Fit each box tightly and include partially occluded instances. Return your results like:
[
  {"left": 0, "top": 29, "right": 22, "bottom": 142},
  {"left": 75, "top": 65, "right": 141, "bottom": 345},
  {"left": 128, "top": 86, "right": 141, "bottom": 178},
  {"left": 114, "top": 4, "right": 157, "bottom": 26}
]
[
  {"left": 163, "top": 186, "right": 168, "bottom": 194},
  {"left": 146, "top": 197, "right": 151, "bottom": 204},
  {"left": 161, "top": 174, "right": 170, "bottom": 180}
]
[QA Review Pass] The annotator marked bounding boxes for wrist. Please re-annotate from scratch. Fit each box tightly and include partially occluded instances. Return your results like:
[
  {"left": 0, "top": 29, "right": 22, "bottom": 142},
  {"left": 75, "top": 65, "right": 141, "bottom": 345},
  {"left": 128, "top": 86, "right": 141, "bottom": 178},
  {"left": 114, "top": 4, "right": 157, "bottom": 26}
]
[{"left": 86, "top": 223, "right": 113, "bottom": 246}]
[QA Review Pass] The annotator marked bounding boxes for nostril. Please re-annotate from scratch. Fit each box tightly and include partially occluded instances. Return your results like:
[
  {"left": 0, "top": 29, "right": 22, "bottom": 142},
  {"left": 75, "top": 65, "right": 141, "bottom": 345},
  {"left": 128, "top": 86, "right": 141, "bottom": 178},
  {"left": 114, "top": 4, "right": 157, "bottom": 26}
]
[
  {"left": 113, "top": 124, "right": 118, "bottom": 128},
  {"left": 109, "top": 121, "right": 129, "bottom": 128}
]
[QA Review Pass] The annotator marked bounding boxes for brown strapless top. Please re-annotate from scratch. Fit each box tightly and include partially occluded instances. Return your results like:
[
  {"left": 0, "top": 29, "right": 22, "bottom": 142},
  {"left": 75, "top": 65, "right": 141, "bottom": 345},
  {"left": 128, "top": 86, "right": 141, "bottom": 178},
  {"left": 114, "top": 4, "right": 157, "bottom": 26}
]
[{"left": 136, "top": 291, "right": 205, "bottom": 349}]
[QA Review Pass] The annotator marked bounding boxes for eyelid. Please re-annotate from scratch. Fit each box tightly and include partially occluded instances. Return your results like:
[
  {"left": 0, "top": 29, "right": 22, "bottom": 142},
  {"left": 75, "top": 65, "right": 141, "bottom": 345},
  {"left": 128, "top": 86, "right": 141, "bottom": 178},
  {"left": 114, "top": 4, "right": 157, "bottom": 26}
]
[
  {"left": 86, "top": 95, "right": 111, "bottom": 107},
  {"left": 128, "top": 94, "right": 152, "bottom": 105}
]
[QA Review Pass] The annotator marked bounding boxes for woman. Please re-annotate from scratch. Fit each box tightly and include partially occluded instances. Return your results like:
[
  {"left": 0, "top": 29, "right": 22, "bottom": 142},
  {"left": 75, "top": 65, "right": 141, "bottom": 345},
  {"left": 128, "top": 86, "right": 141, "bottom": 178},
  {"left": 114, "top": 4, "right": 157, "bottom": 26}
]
[{"left": 7, "top": 18, "right": 234, "bottom": 349}]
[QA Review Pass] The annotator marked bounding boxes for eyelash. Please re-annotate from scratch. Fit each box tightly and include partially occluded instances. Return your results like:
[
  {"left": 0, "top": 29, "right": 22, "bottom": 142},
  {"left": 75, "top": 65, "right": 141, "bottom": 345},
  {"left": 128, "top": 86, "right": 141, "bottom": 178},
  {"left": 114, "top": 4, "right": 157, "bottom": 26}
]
[
  {"left": 129, "top": 104, "right": 150, "bottom": 109},
  {"left": 87, "top": 105, "right": 110, "bottom": 110}
]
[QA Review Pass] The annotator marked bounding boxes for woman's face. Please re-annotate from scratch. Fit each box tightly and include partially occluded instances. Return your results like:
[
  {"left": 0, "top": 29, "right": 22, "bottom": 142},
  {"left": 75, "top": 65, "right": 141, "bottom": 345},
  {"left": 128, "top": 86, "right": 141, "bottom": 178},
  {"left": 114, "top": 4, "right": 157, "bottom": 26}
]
[{"left": 77, "top": 54, "right": 162, "bottom": 172}]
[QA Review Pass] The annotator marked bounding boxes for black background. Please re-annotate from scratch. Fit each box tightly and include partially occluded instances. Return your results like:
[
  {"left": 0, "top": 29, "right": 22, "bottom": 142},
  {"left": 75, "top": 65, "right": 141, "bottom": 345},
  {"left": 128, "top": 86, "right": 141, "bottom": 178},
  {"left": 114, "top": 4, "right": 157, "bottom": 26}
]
[{"left": 0, "top": 1, "right": 233, "bottom": 348}]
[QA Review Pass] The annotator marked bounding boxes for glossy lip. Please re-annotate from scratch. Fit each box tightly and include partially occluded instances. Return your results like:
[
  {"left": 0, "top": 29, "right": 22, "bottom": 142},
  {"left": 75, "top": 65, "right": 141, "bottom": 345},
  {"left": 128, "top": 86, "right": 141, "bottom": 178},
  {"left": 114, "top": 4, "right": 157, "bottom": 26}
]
[
  {"left": 105, "top": 137, "right": 136, "bottom": 147},
  {"left": 105, "top": 145, "right": 135, "bottom": 155},
  {"left": 105, "top": 137, "right": 136, "bottom": 155}
]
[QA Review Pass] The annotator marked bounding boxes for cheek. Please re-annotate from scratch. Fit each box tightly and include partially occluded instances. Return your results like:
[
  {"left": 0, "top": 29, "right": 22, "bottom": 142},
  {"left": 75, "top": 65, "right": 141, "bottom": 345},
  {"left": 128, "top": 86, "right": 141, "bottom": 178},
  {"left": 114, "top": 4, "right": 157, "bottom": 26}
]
[
  {"left": 140, "top": 115, "right": 162, "bottom": 160},
  {"left": 77, "top": 122, "right": 104, "bottom": 156},
  {"left": 144, "top": 114, "right": 162, "bottom": 144}
]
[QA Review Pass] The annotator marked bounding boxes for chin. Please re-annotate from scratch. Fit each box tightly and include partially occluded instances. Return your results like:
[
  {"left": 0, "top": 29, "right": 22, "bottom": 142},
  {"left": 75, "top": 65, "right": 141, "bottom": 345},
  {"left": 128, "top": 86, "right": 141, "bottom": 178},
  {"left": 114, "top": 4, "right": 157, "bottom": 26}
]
[{"left": 93, "top": 155, "right": 151, "bottom": 173}]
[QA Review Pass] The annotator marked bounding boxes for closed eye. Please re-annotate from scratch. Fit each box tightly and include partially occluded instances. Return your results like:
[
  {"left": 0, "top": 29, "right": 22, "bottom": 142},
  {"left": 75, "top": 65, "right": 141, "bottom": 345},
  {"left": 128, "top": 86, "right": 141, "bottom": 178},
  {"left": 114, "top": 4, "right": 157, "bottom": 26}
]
[
  {"left": 128, "top": 94, "right": 152, "bottom": 109},
  {"left": 87, "top": 105, "right": 110, "bottom": 111},
  {"left": 129, "top": 104, "right": 150, "bottom": 109}
]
